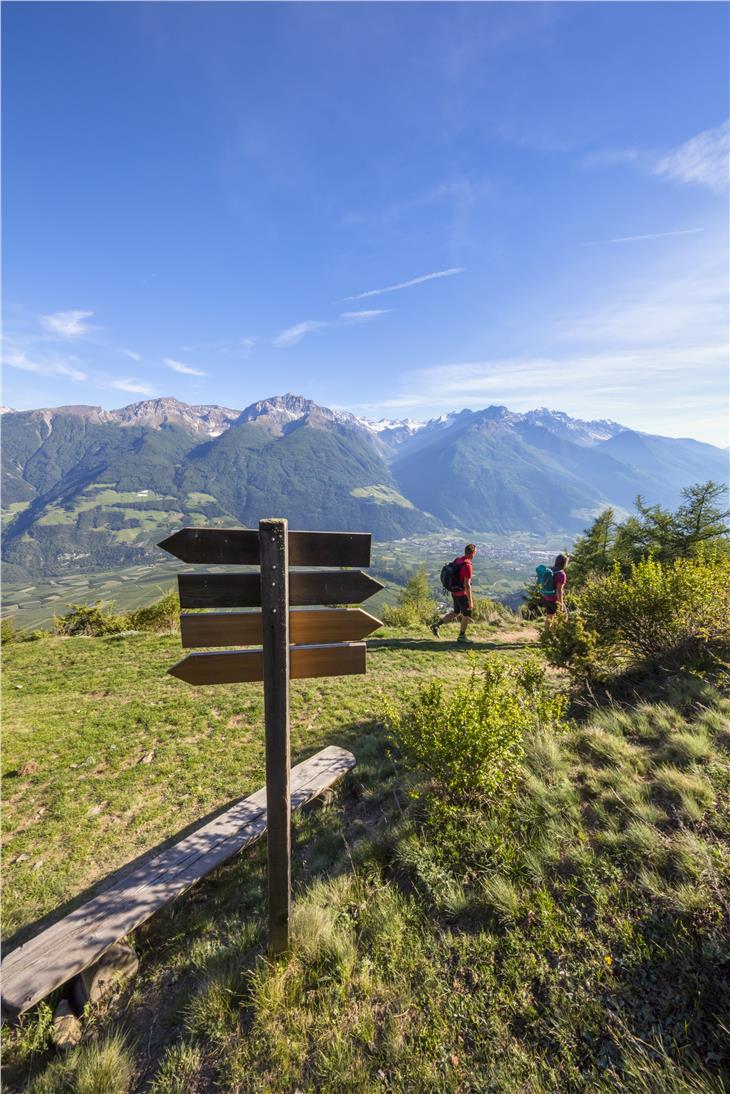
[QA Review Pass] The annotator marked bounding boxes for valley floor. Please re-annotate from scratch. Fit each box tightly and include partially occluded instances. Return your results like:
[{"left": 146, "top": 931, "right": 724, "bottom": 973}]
[{"left": 2, "top": 622, "right": 729, "bottom": 1092}]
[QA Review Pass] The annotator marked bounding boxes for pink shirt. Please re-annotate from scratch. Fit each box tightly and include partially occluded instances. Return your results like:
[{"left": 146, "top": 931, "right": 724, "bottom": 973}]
[{"left": 543, "top": 569, "right": 566, "bottom": 603}]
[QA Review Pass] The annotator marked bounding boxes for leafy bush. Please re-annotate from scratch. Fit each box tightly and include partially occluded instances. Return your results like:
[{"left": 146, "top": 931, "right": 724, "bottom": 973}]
[
  {"left": 53, "top": 600, "right": 128, "bottom": 637},
  {"left": 50, "top": 589, "right": 180, "bottom": 637},
  {"left": 381, "top": 567, "right": 439, "bottom": 627},
  {"left": 470, "top": 596, "right": 510, "bottom": 623},
  {"left": 383, "top": 656, "right": 568, "bottom": 803},
  {"left": 380, "top": 601, "right": 423, "bottom": 627},
  {"left": 1, "top": 617, "right": 19, "bottom": 644},
  {"left": 540, "top": 612, "right": 600, "bottom": 680},
  {"left": 128, "top": 589, "right": 179, "bottom": 632},
  {"left": 522, "top": 582, "right": 547, "bottom": 619},
  {"left": 542, "top": 555, "right": 730, "bottom": 679}
]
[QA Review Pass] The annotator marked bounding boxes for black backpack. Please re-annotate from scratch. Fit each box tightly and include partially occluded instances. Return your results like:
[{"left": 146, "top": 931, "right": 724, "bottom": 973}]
[{"left": 440, "top": 559, "right": 460, "bottom": 593}]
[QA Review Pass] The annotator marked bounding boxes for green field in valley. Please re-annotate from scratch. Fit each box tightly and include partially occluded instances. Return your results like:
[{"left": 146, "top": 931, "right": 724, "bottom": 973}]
[
  {"left": 2, "top": 616, "right": 729, "bottom": 1092},
  {"left": 1, "top": 530, "right": 570, "bottom": 632}
]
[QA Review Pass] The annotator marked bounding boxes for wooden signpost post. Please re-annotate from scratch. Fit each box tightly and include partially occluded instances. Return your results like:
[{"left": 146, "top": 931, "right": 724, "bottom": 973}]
[{"left": 159, "top": 519, "right": 383, "bottom": 953}]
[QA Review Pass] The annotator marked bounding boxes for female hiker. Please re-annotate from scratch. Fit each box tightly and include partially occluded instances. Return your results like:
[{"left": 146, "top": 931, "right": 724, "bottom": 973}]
[{"left": 538, "top": 553, "right": 568, "bottom": 627}]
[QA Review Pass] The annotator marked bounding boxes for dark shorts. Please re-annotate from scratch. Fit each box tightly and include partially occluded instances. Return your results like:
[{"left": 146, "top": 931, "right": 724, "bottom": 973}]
[
  {"left": 452, "top": 594, "right": 472, "bottom": 617},
  {"left": 543, "top": 599, "right": 558, "bottom": 615}
]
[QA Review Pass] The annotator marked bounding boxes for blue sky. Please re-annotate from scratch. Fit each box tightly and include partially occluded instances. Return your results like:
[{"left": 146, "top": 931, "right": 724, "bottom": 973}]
[{"left": 3, "top": 2, "right": 729, "bottom": 445}]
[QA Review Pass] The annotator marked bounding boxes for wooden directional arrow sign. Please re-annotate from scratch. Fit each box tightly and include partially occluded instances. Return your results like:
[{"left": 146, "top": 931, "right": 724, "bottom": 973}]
[
  {"left": 168, "top": 642, "right": 366, "bottom": 685},
  {"left": 159, "top": 528, "right": 371, "bottom": 567},
  {"left": 160, "top": 518, "right": 378, "bottom": 957},
  {"left": 180, "top": 608, "right": 382, "bottom": 648},
  {"left": 178, "top": 569, "right": 383, "bottom": 609}
]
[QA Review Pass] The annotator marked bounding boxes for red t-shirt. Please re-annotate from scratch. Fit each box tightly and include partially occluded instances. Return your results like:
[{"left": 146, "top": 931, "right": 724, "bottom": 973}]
[
  {"left": 452, "top": 556, "right": 473, "bottom": 592},
  {"left": 543, "top": 569, "right": 566, "bottom": 603}
]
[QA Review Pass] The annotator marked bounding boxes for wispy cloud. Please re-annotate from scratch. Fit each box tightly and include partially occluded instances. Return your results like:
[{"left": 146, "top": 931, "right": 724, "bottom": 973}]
[
  {"left": 344, "top": 267, "right": 465, "bottom": 302},
  {"left": 40, "top": 309, "right": 93, "bottom": 338},
  {"left": 582, "top": 120, "right": 730, "bottom": 195},
  {"left": 585, "top": 228, "right": 704, "bottom": 246},
  {"left": 273, "top": 320, "right": 330, "bottom": 348},
  {"left": 109, "top": 378, "right": 156, "bottom": 396},
  {"left": 164, "top": 357, "right": 206, "bottom": 376},
  {"left": 652, "top": 120, "right": 729, "bottom": 194},
  {"left": 274, "top": 309, "right": 390, "bottom": 347},
  {"left": 556, "top": 261, "right": 727, "bottom": 346},
  {"left": 400, "top": 344, "right": 726, "bottom": 406},
  {"left": 3, "top": 350, "right": 87, "bottom": 382},
  {"left": 342, "top": 178, "right": 483, "bottom": 250},
  {"left": 122, "top": 349, "right": 141, "bottom": 362},
  {"left": 360, "top": 250, "right": 728, "bottom": 445},
  {"left": 340, "top": 309, "right": 390, "bottom": 323}
]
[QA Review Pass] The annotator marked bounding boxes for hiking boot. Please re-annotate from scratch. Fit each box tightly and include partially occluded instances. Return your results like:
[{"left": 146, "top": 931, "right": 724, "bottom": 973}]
[
  {"left": 430, "top": 622, "right": 441, "bottom": 637},
  {"left": 457, "top": 633, "right": 472, "bottom": 644}
]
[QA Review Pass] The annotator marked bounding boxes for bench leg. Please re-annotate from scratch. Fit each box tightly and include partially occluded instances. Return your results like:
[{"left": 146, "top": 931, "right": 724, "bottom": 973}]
[{"left": 71, "top": 941, "right": 139, "bottom": 1012}]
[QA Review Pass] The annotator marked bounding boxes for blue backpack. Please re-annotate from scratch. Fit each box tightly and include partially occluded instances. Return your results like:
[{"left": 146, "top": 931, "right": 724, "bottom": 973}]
[{"left": 536, "top": 564, "right": 555, "bottom": 596}]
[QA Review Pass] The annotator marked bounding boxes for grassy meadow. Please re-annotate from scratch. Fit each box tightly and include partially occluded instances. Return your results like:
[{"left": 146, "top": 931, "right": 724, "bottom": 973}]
[{"left": 2, "top": 616, "right": 730, "bottom": 1092}]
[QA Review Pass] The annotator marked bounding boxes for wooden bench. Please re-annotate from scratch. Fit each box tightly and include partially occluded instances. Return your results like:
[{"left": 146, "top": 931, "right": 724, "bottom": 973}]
[{"left": 1, "top": 745, "right": 355, "bottom": 1017}]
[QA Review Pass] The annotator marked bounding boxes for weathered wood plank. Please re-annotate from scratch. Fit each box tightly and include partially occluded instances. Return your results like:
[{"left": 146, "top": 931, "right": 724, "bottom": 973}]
[
  {"left": 158, "top": 528, "right": 371, "bottom": 567},
  {"left": 178, "top": 570, "right": 383, "bottom": 609},
  {"left": 0, "top": 746, "right": 356, "bottom": 1017},
  {"left": 180, "top": 608, "right": 383, "bottom": 648},
  {"left": 290, "top": 642, "right": 366, "bottom": 680},
  {"left": 168, "top": 642, "right": 366, "bottom": 686}
]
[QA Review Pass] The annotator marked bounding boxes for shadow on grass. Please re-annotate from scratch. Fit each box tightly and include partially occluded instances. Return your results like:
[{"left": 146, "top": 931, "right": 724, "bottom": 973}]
[
  {"left": 6, "top": 695, "right": 729, "bottom": 1090},
  {"left": 369, "top": 637, "right": 537, "bottom": 653},
  {"left": 0, "top": 714, "right": 376, "bottom": 960},
  {"left": 0, "top": 715, "right": 384, "bottom": 1012}
]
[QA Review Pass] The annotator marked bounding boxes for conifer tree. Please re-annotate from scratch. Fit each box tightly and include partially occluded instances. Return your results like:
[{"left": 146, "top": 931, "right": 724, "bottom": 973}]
[
  {"left": 673, "top": 481, "right": 730, "bottom": 557},
  {"left": 569, "top": 507, "right": 616, "bottom": 587},
  {"left": 397, "top": 567, "right": 433, "bottom": 616}
]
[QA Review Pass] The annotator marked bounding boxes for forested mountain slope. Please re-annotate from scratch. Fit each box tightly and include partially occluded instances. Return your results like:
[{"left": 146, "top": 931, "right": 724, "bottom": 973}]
[{"left": 2, "top": 395, "right": 726, "bottom": 578}]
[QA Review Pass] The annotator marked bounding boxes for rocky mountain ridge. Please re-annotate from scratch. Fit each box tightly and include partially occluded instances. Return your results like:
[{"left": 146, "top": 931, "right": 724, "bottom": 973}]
[
  {"left": 2, "top": 394, "right": 725, "bottom": 580},
  {"left": 10, "top": 394, "right": 627, "bottom": 452}
]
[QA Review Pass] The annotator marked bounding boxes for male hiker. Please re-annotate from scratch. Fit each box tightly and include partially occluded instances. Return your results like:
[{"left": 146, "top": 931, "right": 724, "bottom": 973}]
[
  {"left": 537, "top": 553, "right": 568, "bottom": 627},
  {"left": 431, "top": 543, "right": 477, "bottom": 644}
]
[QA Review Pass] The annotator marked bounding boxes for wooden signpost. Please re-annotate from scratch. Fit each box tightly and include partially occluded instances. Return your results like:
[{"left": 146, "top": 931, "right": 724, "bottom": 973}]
[{"left": 159, "top": 519, "right": 383, "bottom": 954}]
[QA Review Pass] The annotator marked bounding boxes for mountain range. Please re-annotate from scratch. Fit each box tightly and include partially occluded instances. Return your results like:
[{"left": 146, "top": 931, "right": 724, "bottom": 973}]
[{"left": 2, "top": 395, "right": 726, "bottom": 580}]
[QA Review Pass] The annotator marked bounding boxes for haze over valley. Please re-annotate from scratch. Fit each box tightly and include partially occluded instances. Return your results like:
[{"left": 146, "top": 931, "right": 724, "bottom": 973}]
[{"left": 2, "top": 392, "right": 726, "bottom": 624}]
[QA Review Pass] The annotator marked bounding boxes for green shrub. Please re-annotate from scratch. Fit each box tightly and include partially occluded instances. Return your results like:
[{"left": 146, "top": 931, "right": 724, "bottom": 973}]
[
  {"left": 540, "top": 612, "right": 599, "bottom": 679},
  {"left": 470, "top": 596, "right": 508, "bottom": 623},
  {"left": 128, "top": 589, "right": 179, "bottom": 632},
  {"left": 2, "top": 619, "right": 48, "bottom": 643},
  {"left": 380, "top": 601, "right": 422, "bottom": 628},
  {"left": 522, "top": 582, "right": 546, "bottom": 619},
  {"left": 542, "top": 555, "right": 730, "bottom": 680},
  {"left": 381, "top": 567, "right": 439, "bottom": 628},
  {"left": 50, "top": 590, "right": 180, "bottom": 637},
  {"left": 53, "top": 600, "right": 128, "bottom": 637},
  {"left": 383, "top": 656, "right": 567, "bottom": 803}
]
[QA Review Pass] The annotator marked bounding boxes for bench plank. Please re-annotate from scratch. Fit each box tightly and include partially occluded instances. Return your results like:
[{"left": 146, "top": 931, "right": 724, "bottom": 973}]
[{"left": 1, "top": 745, "right": 355, "bottom": 1016}]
